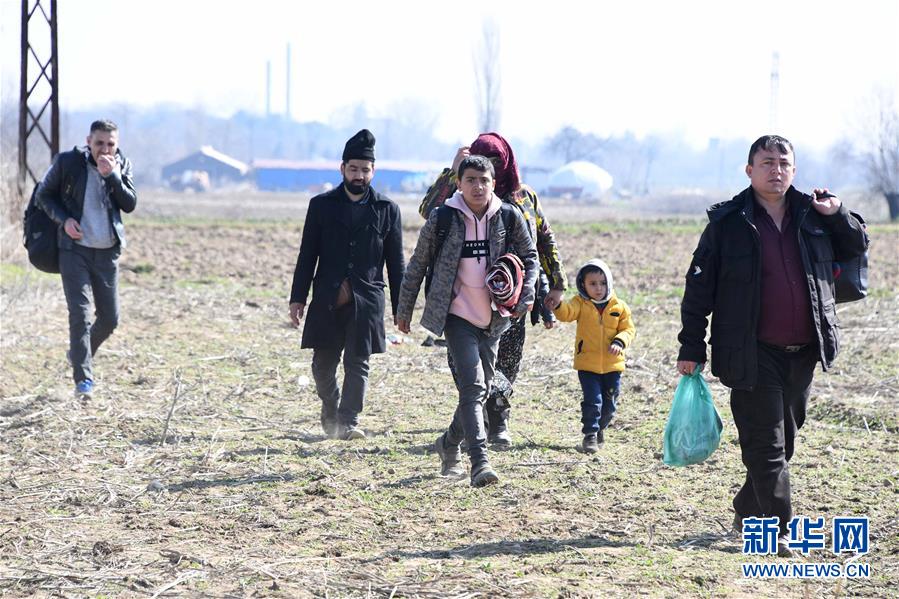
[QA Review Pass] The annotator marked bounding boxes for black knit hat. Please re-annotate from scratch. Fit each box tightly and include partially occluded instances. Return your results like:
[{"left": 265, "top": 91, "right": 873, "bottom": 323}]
[{"left": 342, "top": 129, "right": 376, "bottom": 162}]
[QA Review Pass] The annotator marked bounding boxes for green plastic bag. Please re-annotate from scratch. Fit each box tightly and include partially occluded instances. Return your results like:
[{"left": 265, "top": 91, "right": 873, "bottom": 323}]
[{"left": 663, "top": 369, "right": 722, "bottom": 466}]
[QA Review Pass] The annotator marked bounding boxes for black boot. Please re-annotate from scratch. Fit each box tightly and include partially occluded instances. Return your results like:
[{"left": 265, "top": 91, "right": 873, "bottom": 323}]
[{"left": 487, "top": 406, "right": 512, "bottom": 449}]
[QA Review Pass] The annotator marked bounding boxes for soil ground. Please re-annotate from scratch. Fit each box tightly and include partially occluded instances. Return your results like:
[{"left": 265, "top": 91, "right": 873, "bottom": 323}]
[{"left": 1, "top": 190, "right": 897, "bottom": 598}]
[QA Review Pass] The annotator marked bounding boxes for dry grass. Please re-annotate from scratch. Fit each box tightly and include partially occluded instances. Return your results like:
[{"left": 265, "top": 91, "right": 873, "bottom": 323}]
[{"left": 1, "top": 190, "right": 897, "bottom": 598}]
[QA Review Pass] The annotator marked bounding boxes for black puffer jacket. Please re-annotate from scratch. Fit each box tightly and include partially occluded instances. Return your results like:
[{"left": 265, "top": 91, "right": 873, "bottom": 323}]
[
  {"left": 36, "top": 146, "right": 138, "bottom": 250},
  {"left": 677, "top": 186, "right": 868, "bottom": 390}
]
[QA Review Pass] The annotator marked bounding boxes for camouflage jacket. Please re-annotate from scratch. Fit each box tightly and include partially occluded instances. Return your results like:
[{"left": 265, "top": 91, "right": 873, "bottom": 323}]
[
  {"left": 398, "top": 200, "right": 538, "bottom": 338},
  {"left": 418, "top": 168, "right": 566, "bottom": 291}
]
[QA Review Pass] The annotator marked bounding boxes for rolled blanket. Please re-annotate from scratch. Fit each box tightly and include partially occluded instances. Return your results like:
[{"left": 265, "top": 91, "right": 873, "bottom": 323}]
[{"left": 486, "top": 253, "right": 524, "bottom": 317}]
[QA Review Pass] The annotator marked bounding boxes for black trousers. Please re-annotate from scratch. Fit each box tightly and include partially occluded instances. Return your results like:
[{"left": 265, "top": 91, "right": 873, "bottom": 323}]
[
  {"left": 310, "top": 304, "right": 370, "bottom": 427},
  {"left": 730, "top": 342, "right": 817, "bottom": 534}
]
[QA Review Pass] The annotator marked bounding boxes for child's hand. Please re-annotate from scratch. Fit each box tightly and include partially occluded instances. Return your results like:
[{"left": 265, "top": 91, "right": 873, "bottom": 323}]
[{"left": 608, "top": 343, "right": 622, "bottom": 356}]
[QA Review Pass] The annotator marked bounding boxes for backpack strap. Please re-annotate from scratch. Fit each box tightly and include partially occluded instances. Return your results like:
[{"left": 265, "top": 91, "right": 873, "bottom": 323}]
[
  {"left": 433, "top": 204, "right": 454, "bottom": 258},
  {"left": 425, "top": 205, "right": 455, "bottom": 295}
]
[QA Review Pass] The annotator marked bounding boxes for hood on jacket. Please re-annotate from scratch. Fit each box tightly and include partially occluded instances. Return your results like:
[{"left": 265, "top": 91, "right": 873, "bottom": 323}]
[
  {"left": 576, "top": 259, "right": 614, "bottom": 304},
  {"left": 445, "top": 190, "right": 502, "bottom": 221}
]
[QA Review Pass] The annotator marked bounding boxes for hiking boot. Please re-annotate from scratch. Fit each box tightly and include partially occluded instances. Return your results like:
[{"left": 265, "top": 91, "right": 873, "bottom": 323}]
[
  {"left": 75, "top": 379, "right": 94, "bottom": 400},
  {"left": 777, "top": 535, "right": 794, "bottom": 557},
  {"left": 581, "top": 433, "right": 599, "bottom": 454},
  {"left": 421, "top": 335, "right": 435, "bottom": 347},
  {"left": 435, "top": 433, "right": 464, "bottom": 477},
  {"left": 341, "top": 425, "right": 366, "bottom": 441},
  {"left": 470, "top": 462, "right": 500, "bottom": 487},
  {"left": 597, "top": 429, "right": 605, "bottom": 445},
  {"left": 488, "top": 428, "right": 512, "bottom": 449},
  {"left": 487, "top": 409, "right": 512, "bottom": 449}
]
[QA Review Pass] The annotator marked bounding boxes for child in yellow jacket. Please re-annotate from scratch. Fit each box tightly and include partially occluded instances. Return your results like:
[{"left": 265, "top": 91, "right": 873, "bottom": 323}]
[{"left": 554, "top": 259, "right": 635, "bottom": 453}]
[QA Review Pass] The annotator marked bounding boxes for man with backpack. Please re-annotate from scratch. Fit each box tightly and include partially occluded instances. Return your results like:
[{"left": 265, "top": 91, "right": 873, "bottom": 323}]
[
  {"left": 35, "top": 119, "right": 137, "bottom": 399},
  {"left": 397, "top": 155, "right": 538, "bottom": 487},
  {"left": 418, "top": 133, "right": 566, "bottom": 448}
]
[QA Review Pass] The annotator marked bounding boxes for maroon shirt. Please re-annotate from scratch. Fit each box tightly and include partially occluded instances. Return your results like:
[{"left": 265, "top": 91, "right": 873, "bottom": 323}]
[{"left": 753, "top": 200, "right": 815, "bottom": 345}]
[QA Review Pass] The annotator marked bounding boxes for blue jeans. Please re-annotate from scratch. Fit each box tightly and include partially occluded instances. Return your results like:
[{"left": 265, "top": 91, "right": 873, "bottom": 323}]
[{"left": 578, "top": 370, "right": 621, "bottom": 435}]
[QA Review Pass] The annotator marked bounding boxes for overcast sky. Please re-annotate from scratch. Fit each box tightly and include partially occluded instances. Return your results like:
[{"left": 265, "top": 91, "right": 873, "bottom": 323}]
[{"left": 2, "top": 0, "right": 897, "bottom": 150}]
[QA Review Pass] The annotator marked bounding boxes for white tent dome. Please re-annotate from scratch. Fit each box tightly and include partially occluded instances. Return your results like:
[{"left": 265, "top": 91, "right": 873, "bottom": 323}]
[{"left": 547, "top": 161, "right": 613, "bottom": 198}]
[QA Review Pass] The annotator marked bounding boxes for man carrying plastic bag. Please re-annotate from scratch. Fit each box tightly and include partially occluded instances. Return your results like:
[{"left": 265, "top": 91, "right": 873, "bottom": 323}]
[{"left": 675, "top": 136, "right": 868, "bottom": 557}]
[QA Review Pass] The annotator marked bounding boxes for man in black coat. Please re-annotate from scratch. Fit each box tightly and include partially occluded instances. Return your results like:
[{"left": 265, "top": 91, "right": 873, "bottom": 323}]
[
  {"left": 36, "top": 119, "right": 138, "bottom": 399},
  {"left": 289, "top": 130, "right": 405, "bottom": 440},
  {"left": 676, "top": 135, "right": 868, "bottom": 557}
]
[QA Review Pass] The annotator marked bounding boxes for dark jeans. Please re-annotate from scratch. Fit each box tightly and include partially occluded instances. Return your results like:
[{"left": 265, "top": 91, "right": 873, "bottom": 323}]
[
  {"left": 730, "top": 343, "right": 817, "bottom": 534},
  {"left": 577, "top": 370, "right": 621, "bottom": 434},
  {"left": 310, "top": 304, "right": 370, "bottom": 427},
  {"left": 59, "top": 244, "right": 120, "bottom": 383},
  {"left": 443, "top": 314, "right": 501, "bottom": 466},
  {"left": 446, "top": 315, "right": 525, "bottom": 427}
]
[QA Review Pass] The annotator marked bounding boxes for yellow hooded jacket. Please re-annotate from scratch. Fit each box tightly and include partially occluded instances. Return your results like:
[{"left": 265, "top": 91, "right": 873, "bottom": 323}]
[{"left": 554, "top": 292, "right": 635, "bottom": 374}]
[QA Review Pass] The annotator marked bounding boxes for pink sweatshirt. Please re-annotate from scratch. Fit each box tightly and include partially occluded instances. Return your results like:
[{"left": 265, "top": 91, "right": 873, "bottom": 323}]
[{"left": 445, "top": 191, "right": 502, "bottom": 328}]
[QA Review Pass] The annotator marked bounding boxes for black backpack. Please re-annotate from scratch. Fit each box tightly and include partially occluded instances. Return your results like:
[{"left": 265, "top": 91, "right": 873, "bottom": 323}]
[
  {"left": 833, "top": 211, "right": 869, "bottom": 304},
  {"left": 424, "top": 203, "right": 517, "bottom": 295},
  {"left": 22, "top": 185, "right": 60, "bottom": 273}
]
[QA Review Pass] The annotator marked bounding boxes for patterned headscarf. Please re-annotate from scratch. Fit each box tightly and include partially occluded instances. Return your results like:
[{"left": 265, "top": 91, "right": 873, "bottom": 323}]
[{"left": 470, "top": 132, "right": 521, "bottom": 199}]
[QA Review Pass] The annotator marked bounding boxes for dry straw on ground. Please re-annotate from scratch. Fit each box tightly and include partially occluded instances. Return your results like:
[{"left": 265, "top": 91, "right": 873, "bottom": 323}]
[{"left": 1, "top": 190, "right": 897, "bottom": 598}]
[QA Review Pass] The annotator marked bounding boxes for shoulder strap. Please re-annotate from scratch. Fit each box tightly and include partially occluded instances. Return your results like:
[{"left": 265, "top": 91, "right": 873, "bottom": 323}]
[{"left": 433, "top": 205, "right": 454, "bottom": 256}]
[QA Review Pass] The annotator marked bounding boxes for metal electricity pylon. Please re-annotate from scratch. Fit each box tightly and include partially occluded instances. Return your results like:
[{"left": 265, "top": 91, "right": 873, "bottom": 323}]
[{"left": 18, "top": 0, "right": 59, "bottom": 195}]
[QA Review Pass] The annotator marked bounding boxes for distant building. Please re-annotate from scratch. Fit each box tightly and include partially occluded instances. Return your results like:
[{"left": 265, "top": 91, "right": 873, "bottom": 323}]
[
  {"left": 161, "top": 146, "right": 249, "bottom": 190},
  {"left": 547, "top": 161, "right": 614, "bottom": 199},
  {"left": 520, "top": 165, "right": 552, "bottom": 194},
  {"left": 251, "top": 160, "right": 445, "bottom": 193}
]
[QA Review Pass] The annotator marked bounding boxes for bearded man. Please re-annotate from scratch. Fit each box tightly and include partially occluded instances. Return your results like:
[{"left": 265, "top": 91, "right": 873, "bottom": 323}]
[{"left": 289, "top": 129, "right": 405, "bottom": 440}]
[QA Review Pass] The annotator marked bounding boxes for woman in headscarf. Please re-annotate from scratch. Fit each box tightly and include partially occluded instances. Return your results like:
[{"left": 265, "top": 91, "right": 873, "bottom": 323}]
[{"left": 418, "top": 132, "right": 567, "bottom": 447}]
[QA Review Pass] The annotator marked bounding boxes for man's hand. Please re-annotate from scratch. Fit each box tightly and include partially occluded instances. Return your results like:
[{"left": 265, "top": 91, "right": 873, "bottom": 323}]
[
  {"left": 396, "top": 317, "right": 411, "bottom": 334},
  {"left": 289, "top": 302, "right": 305, "bottom": 327},
  {"left": 811, "top": 188, "right": 841, "bottom": 216},
  {"left": 64, "top": 218, "right": 83, "bottom": 240},
  {"left": 97, "top": 154, "right": 117, "bottom": 177},
  {"left": 544, "top": 288, "right": 564, "bottom": 310},
  {"left": 451, "top": 146, "right": 471, "bottom": 173},
  {"left": 676, "top": 360, "right": 699, "bottom": 376}
]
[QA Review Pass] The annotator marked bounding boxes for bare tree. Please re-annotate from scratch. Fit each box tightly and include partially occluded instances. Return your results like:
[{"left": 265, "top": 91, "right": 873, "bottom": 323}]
[
  {"left": 473, "top": 19, "right": 502, "bottom": 133},
  {"left": 545, "top": 126, "right": 605, "bottom": 163},
  {"left": 858, "top": 90, "right": 899, "bottom": 220}
]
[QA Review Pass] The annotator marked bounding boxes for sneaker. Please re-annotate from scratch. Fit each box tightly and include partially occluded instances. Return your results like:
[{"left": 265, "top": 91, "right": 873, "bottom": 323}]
[
  {"left": 341, "top": 425, "right": 366, "bottom": 441},
  {"left": 777, "top": 535, "right": 794, "bottom": 557},
  {"left": 75, "top": 379, "right": 94, "bottom": 399},
  {"left": 435, "top": 433, "right": 464, "bottom": 477},
  {"left": 581, "top": 433, "right": 599, "bottom": 454},
  {"left": 470, "top": 463, "right": 500, "bottom": 487}
]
